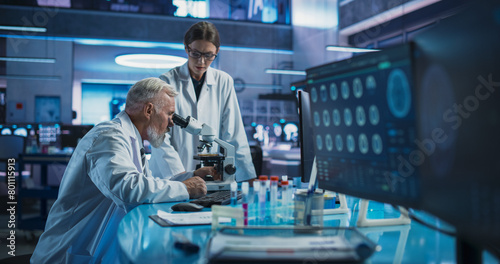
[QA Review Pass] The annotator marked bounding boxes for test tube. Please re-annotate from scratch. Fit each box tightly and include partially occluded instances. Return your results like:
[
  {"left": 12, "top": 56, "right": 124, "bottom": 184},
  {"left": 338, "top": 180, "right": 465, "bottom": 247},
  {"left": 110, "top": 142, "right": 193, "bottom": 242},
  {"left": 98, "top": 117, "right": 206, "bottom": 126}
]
[
  {"left": 281, "top": 175, "right": 288, "bottom": 182},
  {"left": 280, "top": 175, "right": 288, "bottom": 201},
  {"left": 230, "top": 181, "right": 238, "bottom": 206},
  {"left": 265, "top": 177, "right": 271, "bottom": 201},
  {"left": 281, "top": 180, "right": 291, "bottom": 224},
  {"left": 270, "top": 176, "right": 279, "bottom": 224},
  {"left": 252, "top": 182, "right": 260, "bottom": 205},
  {"left": 241, "top": 182, "right": 249, "bottom": 226},
  {"left": 258, "top": 175, "right": 268, "bottom": 225},
  {"left": 251, "top": 182, "right": 260, "bottom": 225}
]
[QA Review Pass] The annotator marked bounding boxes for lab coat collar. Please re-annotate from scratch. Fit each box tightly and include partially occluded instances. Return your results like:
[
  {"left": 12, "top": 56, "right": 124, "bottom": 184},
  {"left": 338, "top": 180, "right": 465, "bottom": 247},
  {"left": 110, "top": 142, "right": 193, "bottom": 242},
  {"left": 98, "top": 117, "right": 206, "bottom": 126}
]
[
  {"left": 179, "top": 62, "right": 216, "bottom": 86},
  {"left": 114, "top": 111, "right": 144, "bottom": 149},
  {"left": 205, "top": 66, "right": 216, "bottom": 86},
  {"left": 115, "top": 111, "right": 146, "bottom": 173}
]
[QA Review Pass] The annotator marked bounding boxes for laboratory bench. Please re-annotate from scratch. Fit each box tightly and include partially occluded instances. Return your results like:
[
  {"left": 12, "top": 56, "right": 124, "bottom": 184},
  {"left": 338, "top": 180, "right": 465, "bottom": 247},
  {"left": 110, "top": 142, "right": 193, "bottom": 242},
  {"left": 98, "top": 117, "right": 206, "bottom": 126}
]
[{"left": 111, "top": 196, "right": 499, "bottom": 264}]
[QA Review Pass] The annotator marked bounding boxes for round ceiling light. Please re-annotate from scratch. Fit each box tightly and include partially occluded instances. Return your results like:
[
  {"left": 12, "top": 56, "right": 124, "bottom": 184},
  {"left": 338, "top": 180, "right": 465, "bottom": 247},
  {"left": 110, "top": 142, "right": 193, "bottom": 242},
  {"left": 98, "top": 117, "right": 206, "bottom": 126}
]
[{"left": 115, "top": 54, "right": 187, "bottom": 69}]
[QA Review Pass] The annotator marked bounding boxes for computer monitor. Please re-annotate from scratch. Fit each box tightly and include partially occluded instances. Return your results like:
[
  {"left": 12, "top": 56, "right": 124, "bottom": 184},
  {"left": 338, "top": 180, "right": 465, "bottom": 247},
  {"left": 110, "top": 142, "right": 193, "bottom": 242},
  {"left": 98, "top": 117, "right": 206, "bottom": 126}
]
[
  {"left": 0, "top": 125, "right": 31, "bottom": 137},
  {"left": 306, "top": 0, "right": 500, "bottom": 258},
  {"left": 37, "top": 124, "right": 61, "bottom": 146},
  {"left": 306, "top": 43, "right": 419, "bottom": 208},
  {"left": 60, "top": 125, "right": 94, "bottom": 149},
  {"left": 412, "top": 0, "right": 500, "bottom": 256},
  {"left": 297, "top": 90, "right": 315, "bottom": 183},
  {"left": 13, "top": 127, "right": 28, "bottom": 137},
  {"left": 0, "top": 127, "right": 12, "bottom": 135}
]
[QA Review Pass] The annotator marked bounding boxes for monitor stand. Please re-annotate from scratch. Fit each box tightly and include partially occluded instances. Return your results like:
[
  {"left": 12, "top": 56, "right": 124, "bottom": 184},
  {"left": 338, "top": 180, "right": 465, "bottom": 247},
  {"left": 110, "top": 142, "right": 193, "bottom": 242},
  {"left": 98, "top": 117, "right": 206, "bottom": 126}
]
[
  {"left": 309, "top": 157, "right": 349, "bottom": 215},
  {"left": 356, "top": 199, "right": 411, "bottom": 227}
]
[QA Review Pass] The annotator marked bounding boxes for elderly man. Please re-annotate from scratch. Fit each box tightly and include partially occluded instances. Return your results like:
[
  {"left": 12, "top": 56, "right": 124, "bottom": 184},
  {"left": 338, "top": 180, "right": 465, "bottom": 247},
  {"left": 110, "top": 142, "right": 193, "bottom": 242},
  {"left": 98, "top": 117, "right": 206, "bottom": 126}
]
[{"left": 31, "top": 77, "right": 212, "bottom": 263}]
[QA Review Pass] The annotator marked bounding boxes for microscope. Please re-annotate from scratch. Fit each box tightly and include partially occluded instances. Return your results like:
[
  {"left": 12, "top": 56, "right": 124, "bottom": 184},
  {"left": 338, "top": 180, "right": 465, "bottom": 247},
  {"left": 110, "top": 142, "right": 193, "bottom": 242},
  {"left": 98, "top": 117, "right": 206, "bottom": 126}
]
[{"left": 172, "top": 114, "right": 236, "bottom": 191}]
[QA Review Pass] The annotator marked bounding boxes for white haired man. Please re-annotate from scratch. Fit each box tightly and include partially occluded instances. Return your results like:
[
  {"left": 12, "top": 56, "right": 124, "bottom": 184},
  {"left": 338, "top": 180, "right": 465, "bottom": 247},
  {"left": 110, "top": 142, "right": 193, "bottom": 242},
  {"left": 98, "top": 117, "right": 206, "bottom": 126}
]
[{"left": 31, "top": 77, "right": 213, "bottom": 263}]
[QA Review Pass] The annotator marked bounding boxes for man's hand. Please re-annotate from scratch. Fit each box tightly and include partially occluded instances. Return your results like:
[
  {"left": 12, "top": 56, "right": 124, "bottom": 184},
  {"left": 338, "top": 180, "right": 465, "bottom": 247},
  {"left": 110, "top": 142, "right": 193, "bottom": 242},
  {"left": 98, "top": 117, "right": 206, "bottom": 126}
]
[
  {"left": 194, "top": 166, "right": 222, "bottom": 181},
  {"left": 182, "top": 176, "right": 207, "bottom": 199}
]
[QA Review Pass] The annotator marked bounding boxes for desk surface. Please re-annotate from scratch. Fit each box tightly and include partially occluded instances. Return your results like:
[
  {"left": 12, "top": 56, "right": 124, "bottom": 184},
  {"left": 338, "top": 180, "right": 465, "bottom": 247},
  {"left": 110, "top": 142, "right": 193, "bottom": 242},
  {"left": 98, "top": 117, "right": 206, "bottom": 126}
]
[{"left": 116, "top": 196, "right": 499, "bottom": 264}]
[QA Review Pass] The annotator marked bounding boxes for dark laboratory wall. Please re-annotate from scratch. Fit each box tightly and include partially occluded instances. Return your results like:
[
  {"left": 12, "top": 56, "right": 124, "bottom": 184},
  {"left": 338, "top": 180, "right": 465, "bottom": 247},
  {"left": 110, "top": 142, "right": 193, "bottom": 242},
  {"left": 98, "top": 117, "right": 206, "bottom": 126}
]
[
  {"left": 1, "top": 38, "right": 4, "bottom": 124},
  {"left": 344, "top": 0, "right": 471, "bottom": 48},
  {"left": 0, "top": 88, "right": 5, "bottom": 124},
  {"left": 0, "top": 0, "right": 291, "bottom": 25},
  {"left": 0, "top": 38, "right": 5, "bottom": 77},
  {"left": 5, "top": 39, "right": 73, "bottom": 124},
  {"left": 0, "top": 4, "right": 292, "bottom": 51},
  {"left": 339, "top": 0, "right": 413, "bottom": 30}
]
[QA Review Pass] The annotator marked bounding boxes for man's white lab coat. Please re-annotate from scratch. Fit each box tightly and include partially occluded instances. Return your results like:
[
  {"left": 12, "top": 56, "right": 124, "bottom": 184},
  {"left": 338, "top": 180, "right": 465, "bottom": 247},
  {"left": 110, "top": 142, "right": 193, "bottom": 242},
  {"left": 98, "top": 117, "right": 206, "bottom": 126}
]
[
  {"left": 31, "top": 111, "right": 192, "bottom": 264},
  {"left": 149, "top": 62, "right": 257, "bottom": 182}
]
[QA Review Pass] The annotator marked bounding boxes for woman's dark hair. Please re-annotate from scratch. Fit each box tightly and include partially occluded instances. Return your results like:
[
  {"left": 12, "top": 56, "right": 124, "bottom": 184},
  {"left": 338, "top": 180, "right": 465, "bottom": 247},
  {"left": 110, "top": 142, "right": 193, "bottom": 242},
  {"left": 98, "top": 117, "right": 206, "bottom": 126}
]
[{"left": 184, "top": 21, "right": 221, "bottom": 52}]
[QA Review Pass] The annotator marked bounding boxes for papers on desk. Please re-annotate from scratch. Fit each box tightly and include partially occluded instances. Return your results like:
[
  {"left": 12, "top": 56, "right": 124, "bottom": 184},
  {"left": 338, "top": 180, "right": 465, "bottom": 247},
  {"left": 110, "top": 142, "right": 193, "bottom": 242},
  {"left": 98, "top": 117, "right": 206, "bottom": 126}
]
[{"left": 155, "top": 210, "right": 231, "bottom": 226}]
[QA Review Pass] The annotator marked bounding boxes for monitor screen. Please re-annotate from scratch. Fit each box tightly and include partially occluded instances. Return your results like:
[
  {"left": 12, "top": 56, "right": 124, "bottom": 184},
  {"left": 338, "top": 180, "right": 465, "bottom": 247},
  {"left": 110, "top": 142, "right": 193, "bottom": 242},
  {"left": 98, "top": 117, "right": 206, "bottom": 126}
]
[
  {"left": 305, "top": 0, "right": 500, "bottom": 256},
  {"left": 297, "top": 90, "right": 316, "bottom": 183},
  {"left": 37, "top": 124, "right": 61, "bottom": 145},
  {"left": 0, "top": 124, "right": 35, "bottom": 138},
  {"left": 60, "top": 125, "right": 94, "bottom": 149},
  {"left": 411, "top": 0, "right": 500, "bottom": 254},
  {"left": 306, "top": 43, "right": 420, "bottom": 208},
  {"left": 13, "top": 127, "right": 28, "bottom": 137},
  {"left": 1, "top": 127, "right": 12, "bottom": 135}
]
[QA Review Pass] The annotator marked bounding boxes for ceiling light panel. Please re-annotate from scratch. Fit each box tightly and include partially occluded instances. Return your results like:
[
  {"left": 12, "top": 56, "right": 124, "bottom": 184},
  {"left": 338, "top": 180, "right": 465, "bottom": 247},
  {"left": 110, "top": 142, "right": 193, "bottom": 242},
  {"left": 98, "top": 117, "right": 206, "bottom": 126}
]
[{"left": 115, "top": 54, "right": 187, "bottom": 69}]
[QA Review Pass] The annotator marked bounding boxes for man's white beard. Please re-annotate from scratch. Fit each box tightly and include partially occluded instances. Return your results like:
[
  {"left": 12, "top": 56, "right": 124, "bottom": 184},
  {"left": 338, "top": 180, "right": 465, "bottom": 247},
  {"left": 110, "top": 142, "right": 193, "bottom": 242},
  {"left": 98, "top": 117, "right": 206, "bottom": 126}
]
[{"left": 147, "top": 125, "right": 167, "bottom": 148}]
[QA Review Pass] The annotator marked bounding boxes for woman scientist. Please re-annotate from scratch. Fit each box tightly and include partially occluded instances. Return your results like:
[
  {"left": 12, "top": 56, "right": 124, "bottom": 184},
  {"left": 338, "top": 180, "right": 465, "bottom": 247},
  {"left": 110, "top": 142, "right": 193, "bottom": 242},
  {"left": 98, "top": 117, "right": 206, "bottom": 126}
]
[{"left": 149, "top": 21, "right": 257, "bottom": 183}]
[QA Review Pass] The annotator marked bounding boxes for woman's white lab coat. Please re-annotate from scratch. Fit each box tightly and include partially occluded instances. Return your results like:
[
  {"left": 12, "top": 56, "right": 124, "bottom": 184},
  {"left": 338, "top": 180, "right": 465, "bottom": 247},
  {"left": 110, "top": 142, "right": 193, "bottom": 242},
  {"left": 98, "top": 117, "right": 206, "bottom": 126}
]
[
  {"left": 149, "top": 62, "right": 257, "bottom": 182},
  {"left": 31, "top": 111, "right": 193, "bottom": 263}
]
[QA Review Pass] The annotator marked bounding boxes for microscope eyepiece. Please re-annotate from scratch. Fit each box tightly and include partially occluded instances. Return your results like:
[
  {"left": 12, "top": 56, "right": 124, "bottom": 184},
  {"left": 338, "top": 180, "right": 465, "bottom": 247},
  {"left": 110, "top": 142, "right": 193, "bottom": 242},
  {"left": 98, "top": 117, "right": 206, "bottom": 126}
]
[{"left": 173, "top": 114, "right": 189, "bottom": 128}]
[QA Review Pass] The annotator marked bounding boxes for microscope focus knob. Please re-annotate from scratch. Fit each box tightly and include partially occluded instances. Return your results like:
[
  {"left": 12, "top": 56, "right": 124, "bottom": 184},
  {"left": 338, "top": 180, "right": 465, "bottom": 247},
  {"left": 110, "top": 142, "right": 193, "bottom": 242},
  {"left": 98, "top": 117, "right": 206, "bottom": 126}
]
[{"left": 224, "top": 165, "right": 236, "bottom": 175}]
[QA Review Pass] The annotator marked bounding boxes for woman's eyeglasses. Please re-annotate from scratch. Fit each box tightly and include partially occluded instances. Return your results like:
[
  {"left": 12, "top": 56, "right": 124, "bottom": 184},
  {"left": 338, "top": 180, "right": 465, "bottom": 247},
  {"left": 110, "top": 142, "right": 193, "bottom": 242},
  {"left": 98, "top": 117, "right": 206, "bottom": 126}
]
[{"left": 187, "top": 46, "right": 217, "bottom": 61}]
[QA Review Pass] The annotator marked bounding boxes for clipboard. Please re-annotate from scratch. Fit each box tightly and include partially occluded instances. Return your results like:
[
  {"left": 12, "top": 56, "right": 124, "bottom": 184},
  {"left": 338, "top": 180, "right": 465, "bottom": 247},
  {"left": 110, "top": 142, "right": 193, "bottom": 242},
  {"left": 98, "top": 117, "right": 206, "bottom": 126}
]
[{"left": 206, "top": 226, "right": 378, "bottom": 263}]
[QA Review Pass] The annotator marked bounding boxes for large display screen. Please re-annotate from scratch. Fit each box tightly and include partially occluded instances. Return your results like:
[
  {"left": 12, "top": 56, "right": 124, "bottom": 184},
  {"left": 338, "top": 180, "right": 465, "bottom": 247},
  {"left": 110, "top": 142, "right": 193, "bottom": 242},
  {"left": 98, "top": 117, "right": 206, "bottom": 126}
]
[{"left": 306, "top": 44, "right": 420, "bottom": 208}]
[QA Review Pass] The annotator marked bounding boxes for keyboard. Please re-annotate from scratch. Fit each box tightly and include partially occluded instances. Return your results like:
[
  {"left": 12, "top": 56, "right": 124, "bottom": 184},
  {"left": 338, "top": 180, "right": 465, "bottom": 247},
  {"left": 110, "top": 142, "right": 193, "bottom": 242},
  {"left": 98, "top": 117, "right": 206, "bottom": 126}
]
[{"left": 190, "top": 190, "right": 242, "bottom": 207}]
